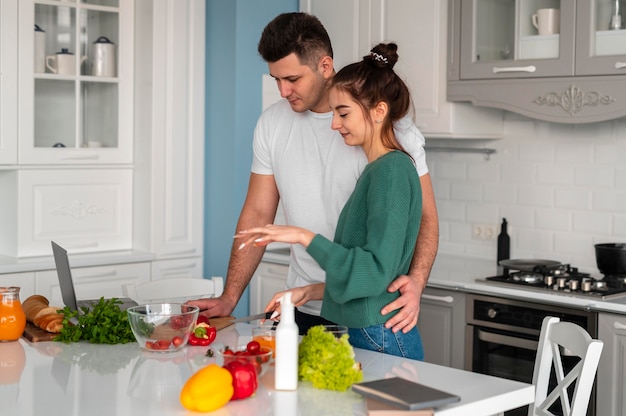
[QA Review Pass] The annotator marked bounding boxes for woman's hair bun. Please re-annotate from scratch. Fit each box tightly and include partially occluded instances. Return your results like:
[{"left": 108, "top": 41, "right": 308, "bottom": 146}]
[{"left": 364, "top": 43, "right": 399, "bottom": 69}]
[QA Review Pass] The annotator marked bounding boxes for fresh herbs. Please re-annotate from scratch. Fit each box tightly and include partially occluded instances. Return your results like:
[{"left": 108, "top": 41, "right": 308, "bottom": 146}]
[{"left": 54, "top": 297, "right": 136, "bottom": 344}]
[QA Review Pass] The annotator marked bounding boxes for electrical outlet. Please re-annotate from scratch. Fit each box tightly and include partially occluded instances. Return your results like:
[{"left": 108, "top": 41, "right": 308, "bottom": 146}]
[{"left": 472, "top": 223, "right": 498, "bottom": 240}]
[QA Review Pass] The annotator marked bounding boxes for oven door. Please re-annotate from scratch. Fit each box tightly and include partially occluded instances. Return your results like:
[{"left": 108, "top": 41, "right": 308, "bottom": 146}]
[{"left": 466, "top": 324, "right": 595, "bottom": 416}]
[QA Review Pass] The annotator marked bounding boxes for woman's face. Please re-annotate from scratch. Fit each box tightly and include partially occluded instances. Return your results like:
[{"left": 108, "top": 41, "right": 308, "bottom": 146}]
[{"left": 329, "top": 87, "right": 374, "bottom": 147}]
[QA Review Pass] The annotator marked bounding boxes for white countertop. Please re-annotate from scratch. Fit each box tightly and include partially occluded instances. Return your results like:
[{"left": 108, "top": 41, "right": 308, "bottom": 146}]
[
  {"left": 262, "top": 249, "right": 626, "bottom": 315},
  {"left": 3, "top": 323, "right": 533, "bottom": 416}
]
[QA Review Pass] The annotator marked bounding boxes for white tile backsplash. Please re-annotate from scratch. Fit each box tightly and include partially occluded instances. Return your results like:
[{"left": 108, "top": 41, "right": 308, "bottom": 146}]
[{"left": 428, "top": 113, "right": 626, "bottom": 275}]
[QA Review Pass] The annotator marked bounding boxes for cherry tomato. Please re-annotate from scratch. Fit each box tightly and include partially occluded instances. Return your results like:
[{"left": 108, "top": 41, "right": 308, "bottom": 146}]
[
  {"left": 246, "top": 340, "right": 261, "bottom": 355},
  {"left": 170, "top": 315, "right": 185, "bottom": 330},
  {"left": 145, "top": 341, "right": 155, "bottom": 349},
  {"left": 172, "top": 336, "right": 184, "bottom": 347},
  {"left": 155, "top": 339, "right": 172, "bottom": 349},
  {"left": 196, "top": 315, "right": 210, "bottom": 325}
]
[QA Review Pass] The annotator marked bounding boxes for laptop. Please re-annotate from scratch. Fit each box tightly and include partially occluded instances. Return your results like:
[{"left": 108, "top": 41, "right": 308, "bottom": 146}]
[{"left": 51, "top": 241, "right": 138, "bottom": 312}]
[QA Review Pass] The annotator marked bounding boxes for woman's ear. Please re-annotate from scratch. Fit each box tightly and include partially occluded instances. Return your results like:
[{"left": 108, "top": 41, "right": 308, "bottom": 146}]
[{"left": 373, "top": 101, "right": 389, "bottom": 122}]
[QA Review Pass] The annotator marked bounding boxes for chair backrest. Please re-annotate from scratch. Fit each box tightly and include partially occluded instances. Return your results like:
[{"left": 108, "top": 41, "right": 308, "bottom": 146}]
[
  {"left": 528, "top": 316, "right": 603, "bottom": 416},
  {"left": 122, "top": 276, "right": 224, "bottom": 304}
]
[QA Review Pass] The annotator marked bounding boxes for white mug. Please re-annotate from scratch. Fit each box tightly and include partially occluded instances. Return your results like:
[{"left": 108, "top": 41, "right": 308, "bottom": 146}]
[
  {"left": 46, "top": 49, "right": 86, "bottom": 75},
  {"left": 532, "top": 8, "right": 560, "bottom": 36}
]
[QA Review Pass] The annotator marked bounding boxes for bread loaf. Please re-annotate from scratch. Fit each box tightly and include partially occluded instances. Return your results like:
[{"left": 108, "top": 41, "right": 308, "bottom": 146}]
[{"left": 22, "top": 295, "right": 64, "bottom": 334}]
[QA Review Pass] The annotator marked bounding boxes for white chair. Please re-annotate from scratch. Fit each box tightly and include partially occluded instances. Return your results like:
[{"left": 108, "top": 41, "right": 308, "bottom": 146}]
[
  {"left": 122, "top": 276, "right": 224, "bottom": 304},
  {"left": 528, "top": 316, "right": 603, "bottom": 416}
]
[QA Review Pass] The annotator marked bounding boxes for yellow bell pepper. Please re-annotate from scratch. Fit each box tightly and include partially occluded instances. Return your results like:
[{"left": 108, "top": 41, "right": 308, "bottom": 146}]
[{"left": 180, "top": 363, "right": 234, "bottom": 412}]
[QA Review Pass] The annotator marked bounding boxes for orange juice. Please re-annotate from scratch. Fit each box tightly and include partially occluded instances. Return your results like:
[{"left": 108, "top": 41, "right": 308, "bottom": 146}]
[
  {"left": 253, "top": 334, "right": 276, "bottom": 354},
  {"left": 0, "top": 288, "right": 27, "bottom": 342}
]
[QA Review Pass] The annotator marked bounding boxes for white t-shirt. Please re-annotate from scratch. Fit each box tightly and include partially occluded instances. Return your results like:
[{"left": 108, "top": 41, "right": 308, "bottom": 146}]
[{"left": 251, "top": 99, "right": 428, "bottom": 315}]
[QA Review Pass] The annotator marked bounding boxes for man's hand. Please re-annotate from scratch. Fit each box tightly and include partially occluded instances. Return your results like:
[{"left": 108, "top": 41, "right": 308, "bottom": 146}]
[
  {"left": 381, "top": 274, "right": 423, "bottom": 333},
  {"left": 186, "top": 296, "right": 236, "bottom": 320}
]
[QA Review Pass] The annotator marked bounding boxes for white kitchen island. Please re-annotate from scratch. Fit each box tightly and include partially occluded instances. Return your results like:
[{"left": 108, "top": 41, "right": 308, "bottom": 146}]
[{"left": 3, "top": 323, "right": 533, "bottom": 416}]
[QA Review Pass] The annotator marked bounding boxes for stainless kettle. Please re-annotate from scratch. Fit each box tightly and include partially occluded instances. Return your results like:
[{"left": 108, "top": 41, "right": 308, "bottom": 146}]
[{"left": 91, "top": 36, "right": 116, "bottom": 77}]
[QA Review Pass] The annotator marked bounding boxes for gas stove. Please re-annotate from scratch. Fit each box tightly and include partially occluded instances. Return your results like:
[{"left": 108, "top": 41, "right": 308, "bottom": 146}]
[{"left": 479, "top": 261, "right": 626, "bottom": 300}]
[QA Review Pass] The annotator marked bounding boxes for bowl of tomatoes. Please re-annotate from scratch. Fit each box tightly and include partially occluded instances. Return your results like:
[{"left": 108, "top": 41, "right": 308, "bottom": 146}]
[
  {"left": 127, "top": 303, "right": 199, "bottom": 352},
  {"left": 215, "top": 341, "right": 273, "bottom": 376}
]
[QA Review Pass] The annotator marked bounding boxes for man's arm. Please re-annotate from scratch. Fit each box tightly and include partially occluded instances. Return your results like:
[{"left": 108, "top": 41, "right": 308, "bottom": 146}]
[
  {"left": 382, "top": 173, "right": 439, "bottom": 333},
  {"left": 188, "top": 173, "right": 280, "bottom": 318}
]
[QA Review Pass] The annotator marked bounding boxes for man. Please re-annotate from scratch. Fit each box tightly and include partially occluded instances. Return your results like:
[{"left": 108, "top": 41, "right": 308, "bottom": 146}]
[{"left": 190, "top": 12, "right": 438, "bottom": 334}]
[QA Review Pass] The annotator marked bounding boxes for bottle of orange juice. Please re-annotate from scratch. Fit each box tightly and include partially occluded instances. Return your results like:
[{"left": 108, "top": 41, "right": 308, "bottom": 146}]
[{"left": 0, "top": 287, "right": 27, "bottom": 342}]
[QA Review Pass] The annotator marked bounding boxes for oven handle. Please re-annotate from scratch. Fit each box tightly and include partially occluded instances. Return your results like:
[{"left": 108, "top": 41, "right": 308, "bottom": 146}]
[{"left": 477, "top": 328, "right": 538, "bottom": 351}]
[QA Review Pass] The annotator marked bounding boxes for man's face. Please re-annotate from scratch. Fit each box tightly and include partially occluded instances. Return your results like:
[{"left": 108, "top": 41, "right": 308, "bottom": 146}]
[{"left": 268, "top": 53, "right": 329, "bottom": 113}]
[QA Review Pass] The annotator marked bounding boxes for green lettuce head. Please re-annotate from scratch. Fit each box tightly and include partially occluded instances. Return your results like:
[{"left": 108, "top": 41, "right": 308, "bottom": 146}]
[{"left": 298, "top": 325, "right": 363, "bottom": 391}]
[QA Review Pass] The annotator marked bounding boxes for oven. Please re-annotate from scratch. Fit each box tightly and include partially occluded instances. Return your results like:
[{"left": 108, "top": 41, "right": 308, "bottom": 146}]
[{"left": 465, "top": 294, "right": 597, "bottom": 416}]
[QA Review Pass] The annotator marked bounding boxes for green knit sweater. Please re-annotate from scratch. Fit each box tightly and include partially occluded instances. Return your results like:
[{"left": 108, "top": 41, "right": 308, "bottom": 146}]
[{"left": 306, "top": 150, "right": 422, "bottom": 328}]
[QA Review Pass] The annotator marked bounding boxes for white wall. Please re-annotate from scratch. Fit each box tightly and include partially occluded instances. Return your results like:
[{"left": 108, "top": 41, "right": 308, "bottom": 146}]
[{"left": 429, "top": 113, "right": 626, "bottom": 276}]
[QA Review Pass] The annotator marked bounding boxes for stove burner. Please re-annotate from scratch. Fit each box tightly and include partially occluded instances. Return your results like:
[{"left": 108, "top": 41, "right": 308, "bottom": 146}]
[
  {"left": 511, "top": 272, "right": 544, "bottom": 284},
  {"left": 482, "top": 262, "right": 626, "bottom": 299}
]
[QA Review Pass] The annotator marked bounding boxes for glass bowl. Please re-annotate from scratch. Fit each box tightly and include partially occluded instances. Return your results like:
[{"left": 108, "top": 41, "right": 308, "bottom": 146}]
[
  {"left": 215, "top": 346, "right": 273, "bottom": 376},
  {"left": 252, "top": 324, "right": 276, "bottom": 357},
  {"left": 127, "top": 303, "right": 199, "bottom": 353}
]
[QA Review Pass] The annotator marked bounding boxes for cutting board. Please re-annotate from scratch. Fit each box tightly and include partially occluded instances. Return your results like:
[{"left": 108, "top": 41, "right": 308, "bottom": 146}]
[
  {"left": 22, "top": 322, "right": 59, "bottom": 342},
  {"left": 210, "top": 316, "right": 236, "bottom": 331}
]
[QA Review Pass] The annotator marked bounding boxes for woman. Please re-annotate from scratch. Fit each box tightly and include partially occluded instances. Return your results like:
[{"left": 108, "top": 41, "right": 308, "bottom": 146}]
[{"left": 236, "top": 43, "right": 424, "bottom": 360}]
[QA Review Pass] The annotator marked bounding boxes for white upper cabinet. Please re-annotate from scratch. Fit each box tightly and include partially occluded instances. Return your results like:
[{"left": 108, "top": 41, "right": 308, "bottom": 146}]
[
  {"left": 18, "top": 0, "right": 134, "bottom": 165},
  {"left": 0, "top": 0, "right": 18, "bottom": 164},
  {"left": 300, "top": 0, "right": 503, "bottom": 139}
]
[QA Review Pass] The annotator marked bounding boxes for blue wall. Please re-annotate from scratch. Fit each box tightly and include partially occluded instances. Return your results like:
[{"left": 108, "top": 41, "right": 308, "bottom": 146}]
[{"left": 204, "top": 1, "right": 297, "bottom": 317}]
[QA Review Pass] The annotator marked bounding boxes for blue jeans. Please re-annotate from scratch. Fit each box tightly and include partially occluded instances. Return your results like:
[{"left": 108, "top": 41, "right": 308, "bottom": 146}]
[{"left": 348, "top": 324, "right": 424, "bottom": 361}]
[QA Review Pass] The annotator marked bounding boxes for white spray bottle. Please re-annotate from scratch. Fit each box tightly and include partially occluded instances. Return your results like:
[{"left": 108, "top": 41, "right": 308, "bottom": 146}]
[{"left": 274, "top": 291, "right": 299, "bottom": 390}]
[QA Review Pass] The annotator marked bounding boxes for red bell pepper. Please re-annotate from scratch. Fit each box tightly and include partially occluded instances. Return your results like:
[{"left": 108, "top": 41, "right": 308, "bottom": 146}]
[
  {"left": 223, "top": 360, "right": 258, "bottom": 400},
  {"left": 188, "top": 322, "right": 217, "bottom": 346}
]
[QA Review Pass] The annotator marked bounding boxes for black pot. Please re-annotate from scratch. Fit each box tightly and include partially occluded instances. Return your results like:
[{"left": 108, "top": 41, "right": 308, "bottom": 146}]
[{"left": 595, "top": 243, "right": 626, "bottom": 276}]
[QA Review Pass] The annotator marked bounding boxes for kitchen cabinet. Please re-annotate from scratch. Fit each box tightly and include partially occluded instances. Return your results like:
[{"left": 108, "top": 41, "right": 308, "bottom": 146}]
[
  {"left": 417, "top": 287, "right": 466, "bottom": 369},
  {"left": 597, "top": 312, "right": 626, "bottom": 416},
  {"left": 35, "top": 262, "right": 150, "bottom": 306},
  {"left": 299, "top": 0, "right": 503, "bottom": 139},
  {"left": 0, "top": 1, "right": 205, "bottom": 287},
  {"left": 150, "top": 258, "right": 204, "bottom": 281},
  {"left": 249, "top": 261, "right": 288, "bottom": 314},
  {"left": 447, "top": 0, "right": 626, "bottom": 123},
  {"left": 144, "top": 0, "right": 205, "bottom": 263},
  {"left": 0, "top": 0, "right": 18, "bottom": 165},
  {"left": 0, "top": 272, "right": 35, "bottom": 301},
  {"left": 18, "top": 0, "right": 133, "bottom": 165},
  {"left": 12, "top": 169, "right": 133, "bottom": 258}
]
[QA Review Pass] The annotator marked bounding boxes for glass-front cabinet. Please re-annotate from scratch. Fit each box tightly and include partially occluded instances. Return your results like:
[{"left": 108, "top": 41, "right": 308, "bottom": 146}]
[
  {"left": 18, "top": 0, "right": 133, "bottom": 165},
  {"left": 577, "top": 0, "right": 626, "bottom": 75},
  {"left": 448, "top": 0, "right": 626, "bottom": 123},
  {"left": 459, "top": 0, "right": 576, "bottom": 79}
]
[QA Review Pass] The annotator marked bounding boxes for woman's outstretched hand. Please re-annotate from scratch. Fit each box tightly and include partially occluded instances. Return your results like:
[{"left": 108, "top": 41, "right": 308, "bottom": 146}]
[{"left": 234, "top": 224, "right": 315, "bottom": 250}]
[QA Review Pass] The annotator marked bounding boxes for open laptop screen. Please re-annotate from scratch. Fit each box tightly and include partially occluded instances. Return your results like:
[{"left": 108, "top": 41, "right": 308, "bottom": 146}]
[{"left": 51, "top": 241, "right": 80, "bottom": 311}]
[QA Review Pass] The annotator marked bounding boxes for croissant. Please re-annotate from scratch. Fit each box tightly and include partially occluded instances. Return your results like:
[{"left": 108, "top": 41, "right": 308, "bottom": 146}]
[{"left": 22, "top": 295, "right": 65, "bottom": 334}]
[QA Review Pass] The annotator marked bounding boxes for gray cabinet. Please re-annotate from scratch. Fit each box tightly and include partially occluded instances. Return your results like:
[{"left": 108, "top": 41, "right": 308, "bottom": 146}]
[
  {"left": 417, "top": 287, "right": 466, "bottom": 369},
  {"left": 597, "top": 312, "right": 626, "bottom": 416},
  {"left": 448, "top": 0, "right": 626, "bottom": 123}
]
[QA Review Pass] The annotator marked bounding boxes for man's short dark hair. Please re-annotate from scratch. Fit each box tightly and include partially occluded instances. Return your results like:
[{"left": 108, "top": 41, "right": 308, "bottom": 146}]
[{"left": 258, "top": 12, "right": 333, "bottom": 68}]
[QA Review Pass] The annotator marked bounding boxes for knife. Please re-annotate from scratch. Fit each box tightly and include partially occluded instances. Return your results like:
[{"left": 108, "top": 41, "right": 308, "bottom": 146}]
[{"left": 229, "top": 311, "right": 273, "bottom": 323}]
